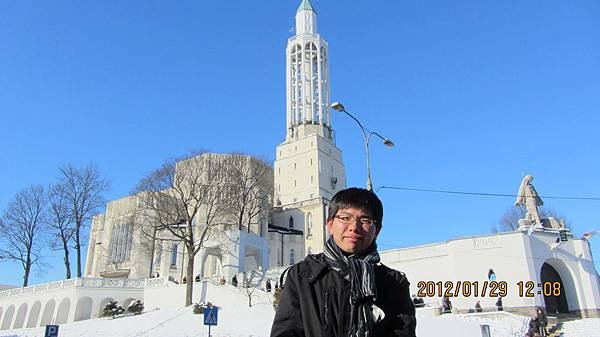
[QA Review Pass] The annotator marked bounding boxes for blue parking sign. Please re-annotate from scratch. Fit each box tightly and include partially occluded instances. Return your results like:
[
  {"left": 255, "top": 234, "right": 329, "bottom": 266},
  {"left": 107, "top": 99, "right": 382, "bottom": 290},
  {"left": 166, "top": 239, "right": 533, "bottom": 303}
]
[
  {"left": 45, "top": 325, "right": 59, "bottom": 337},
  {"left": 204, "top": 307, "right": 218, "bottom": 326}
]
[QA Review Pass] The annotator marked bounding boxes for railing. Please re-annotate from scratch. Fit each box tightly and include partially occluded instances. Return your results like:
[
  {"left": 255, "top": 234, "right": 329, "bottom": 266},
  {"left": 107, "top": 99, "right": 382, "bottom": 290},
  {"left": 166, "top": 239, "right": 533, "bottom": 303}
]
[
  {"left": 0, "top": 266, "right": 300, "bottom": 301},
  {"left": 0, "top": 277, "right": 147, "bottom": 300}
]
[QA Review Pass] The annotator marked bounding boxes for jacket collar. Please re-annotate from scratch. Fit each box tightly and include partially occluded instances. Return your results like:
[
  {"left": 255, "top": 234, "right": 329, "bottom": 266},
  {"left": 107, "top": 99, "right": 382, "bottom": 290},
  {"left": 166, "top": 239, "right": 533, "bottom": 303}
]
[{"left": 299, "top": 254, "right": 329, "bottom": 283}]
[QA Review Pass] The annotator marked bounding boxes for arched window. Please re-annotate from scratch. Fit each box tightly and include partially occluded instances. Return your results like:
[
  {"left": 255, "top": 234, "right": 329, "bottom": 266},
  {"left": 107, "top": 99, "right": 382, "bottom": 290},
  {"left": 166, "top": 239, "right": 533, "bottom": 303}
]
[
  {"left": 306, "top": 212, "right": 313, "bottom": 237},
  {"left": 289, "top": 216, "right": 294, "bottom": 229},
  {"left": 290, "top": 249, "right": 295, "bottom": 265},
  {"left": 170, "top": 244, "right": 178, "bottom": 267}
]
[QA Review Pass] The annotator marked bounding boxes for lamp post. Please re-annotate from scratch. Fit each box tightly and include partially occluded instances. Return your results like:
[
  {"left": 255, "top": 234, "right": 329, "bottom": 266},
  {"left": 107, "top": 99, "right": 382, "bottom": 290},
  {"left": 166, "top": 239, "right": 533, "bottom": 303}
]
[{"left": 330, "top": 102, "right": 394, "bottom": 191}]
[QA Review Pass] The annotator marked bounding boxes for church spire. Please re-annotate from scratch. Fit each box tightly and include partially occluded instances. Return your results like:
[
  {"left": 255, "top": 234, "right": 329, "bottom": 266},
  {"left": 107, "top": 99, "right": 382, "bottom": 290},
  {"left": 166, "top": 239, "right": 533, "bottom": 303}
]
[
  {"left": 297, "top": 0, "right": 316, "bottom": 14},
  {"left": 286, "top": 0, "right": 331, "bottom": 141},
  {"left": 295, "top": 0, "right": 317, "bottom": 35}
]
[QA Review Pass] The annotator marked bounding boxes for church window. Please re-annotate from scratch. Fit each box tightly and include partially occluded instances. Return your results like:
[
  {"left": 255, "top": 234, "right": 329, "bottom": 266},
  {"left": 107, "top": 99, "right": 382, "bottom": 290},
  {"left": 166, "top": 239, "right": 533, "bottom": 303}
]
[
  {"left": 330, "top": 165, "right": 333, "bottom": 173},
  {"left": 311, "top": 176, "right": 313, "bottom": 183},
  {"left": 289, "top": 249, "right": 295, "bottom": 265},
  {"left": 170, "top": 244, "right": 178, "bottom": 267},
  {"left": 294, "top": 180, "right": 297, "bottom": 187},
  {"left": 278, "top": 184, "right": 281, "bottom": 192},
  {"left": 306, "top": 212, "right": 313, "bottom": 237},
  {"left": 310, "top": 158, "right": 313, "bottom": 165},
  {"left": 278, "top": 167, "right": 280, "bottom": 174},
  {"left": 294, "top": 163, "right": 296, "bottom": 170},
  {"left": 289, "top": 216, "right": 294, "bottom": 229},
  {"left": 108, "top": 223, "right": 133, "bottom": 264},
  {"left": 154, "top": 240, "right": 163, "bottom": 272}
]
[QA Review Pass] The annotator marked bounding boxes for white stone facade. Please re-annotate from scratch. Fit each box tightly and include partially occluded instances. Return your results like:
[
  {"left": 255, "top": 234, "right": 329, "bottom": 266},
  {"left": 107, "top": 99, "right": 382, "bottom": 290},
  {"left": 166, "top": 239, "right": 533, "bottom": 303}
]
[{"left": 380, "top": 228, "right": 600, "bottom": 317}]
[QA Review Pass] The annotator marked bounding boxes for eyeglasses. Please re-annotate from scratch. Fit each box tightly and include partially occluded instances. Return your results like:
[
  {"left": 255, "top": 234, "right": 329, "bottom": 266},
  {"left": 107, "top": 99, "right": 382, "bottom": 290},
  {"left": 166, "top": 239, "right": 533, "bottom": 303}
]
[{"left": 334, "top": 214, "right": 376, "bottom": 229}]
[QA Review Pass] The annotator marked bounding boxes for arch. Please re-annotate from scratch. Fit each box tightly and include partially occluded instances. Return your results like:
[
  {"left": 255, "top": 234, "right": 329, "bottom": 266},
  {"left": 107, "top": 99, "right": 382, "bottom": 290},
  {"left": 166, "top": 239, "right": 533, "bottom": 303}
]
[
  {"left": 74, "top": 297, "right": 93, "bottom": 322},
  {"left": 12, "top": 302, "right": 27, "bottom": 329},
  {"left": 55, "top": 298, "right": 70, "bottom": 324},
  {"left": 40, "top": 299, "right": 55, "bottom": 326},
  {"left": 98, "top": 297, "right": 115, "bottom": 317},
  {"left": 1, "top": 305, "right": 15, "bottom": 330},
  {"left": 26, "top": 301, "right": 41, "bottom": 328},
  {"left": 541, "top": 262, "right": 571, "bottom": 314},
  {"left": 289, "top": 216, "right": 294, "bottom": 229}
]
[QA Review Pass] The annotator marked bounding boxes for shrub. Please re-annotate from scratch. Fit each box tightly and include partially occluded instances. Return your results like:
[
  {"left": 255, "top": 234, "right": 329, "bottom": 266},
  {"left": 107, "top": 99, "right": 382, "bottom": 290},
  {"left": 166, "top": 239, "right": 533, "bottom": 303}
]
[
  {"left": 128, "top": 299, "right": 144, "bottom": 315},
  {"left": 193, "top": 301, "right": 214, "bottom": 315},
  {"left": 102, "top": 300, "right": 125, "bottom": 318}
]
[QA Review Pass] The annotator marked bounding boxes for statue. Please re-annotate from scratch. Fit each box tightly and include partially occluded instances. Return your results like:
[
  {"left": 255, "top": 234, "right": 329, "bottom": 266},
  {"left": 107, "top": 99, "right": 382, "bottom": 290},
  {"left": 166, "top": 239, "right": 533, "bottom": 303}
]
[{"left": 514, "top": 175, "right": 544, "bottom": 227}]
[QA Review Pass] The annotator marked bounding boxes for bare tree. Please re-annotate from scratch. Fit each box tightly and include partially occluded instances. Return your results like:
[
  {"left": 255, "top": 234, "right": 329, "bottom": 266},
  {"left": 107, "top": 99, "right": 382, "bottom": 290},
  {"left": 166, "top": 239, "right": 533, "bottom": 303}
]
[
  {"left": 134, "top": 152, "right": 230, "bottom": 306},
  {"left": 0, "top": 185, "right": 48, "bottom": 287},
  {"left": 491, "top": 206, "right": 571, "bottom": 233},
  {"left": 48, "top": 183, "right": 75, "bottom": 279},
  {"left": 223, "top": 154, "right": 273, "bottom": 233},
  {"left": 59, "top": 164, "right": 110, "bottom": 277},
  {"left": 242, "top": 272, "right": 258, "bottom": 307}
]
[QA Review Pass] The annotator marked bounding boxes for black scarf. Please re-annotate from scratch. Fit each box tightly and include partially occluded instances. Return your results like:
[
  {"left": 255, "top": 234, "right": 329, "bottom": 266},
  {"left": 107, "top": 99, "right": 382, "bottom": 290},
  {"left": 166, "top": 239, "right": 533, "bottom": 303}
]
[{"left": 323, "top": 236, "right": 381, "bottom": 337}]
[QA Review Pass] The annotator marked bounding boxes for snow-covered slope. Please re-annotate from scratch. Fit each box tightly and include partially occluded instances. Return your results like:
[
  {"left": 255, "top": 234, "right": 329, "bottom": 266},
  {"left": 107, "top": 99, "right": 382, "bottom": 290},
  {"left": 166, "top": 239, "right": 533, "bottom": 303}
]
[{"left": 0, "top": 282, "right": 596, "bottom": 337}]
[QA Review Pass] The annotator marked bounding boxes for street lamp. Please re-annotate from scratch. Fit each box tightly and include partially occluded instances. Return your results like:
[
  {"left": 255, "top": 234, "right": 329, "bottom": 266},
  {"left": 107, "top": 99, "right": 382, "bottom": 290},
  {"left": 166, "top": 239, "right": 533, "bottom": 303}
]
[{"left": 330, "top": 101, "right": 394, "bottom": 191}]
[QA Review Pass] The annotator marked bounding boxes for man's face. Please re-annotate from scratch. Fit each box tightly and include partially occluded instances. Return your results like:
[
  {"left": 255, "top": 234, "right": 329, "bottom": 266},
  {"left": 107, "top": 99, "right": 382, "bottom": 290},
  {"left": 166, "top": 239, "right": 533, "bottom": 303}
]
[{"left": 326, "top": 207, "right": 379, "bottom": 254}]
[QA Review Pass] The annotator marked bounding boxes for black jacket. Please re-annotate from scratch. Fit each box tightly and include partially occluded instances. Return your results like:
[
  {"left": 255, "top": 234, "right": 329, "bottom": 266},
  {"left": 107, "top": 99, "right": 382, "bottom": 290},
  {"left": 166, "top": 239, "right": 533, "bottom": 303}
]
[{"left": 270, "top": 254, "right": 417, "bottom": 337}]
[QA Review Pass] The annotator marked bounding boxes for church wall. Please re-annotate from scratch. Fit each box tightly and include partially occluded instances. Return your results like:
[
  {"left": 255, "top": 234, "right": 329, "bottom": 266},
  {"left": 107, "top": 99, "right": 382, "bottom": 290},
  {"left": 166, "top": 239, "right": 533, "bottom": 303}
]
[
  {"left": 524, "top": 230, "right": 600, "bottom": 316},
  {"left": 382, "top": 231, "right": 600, "bottom": 315}
]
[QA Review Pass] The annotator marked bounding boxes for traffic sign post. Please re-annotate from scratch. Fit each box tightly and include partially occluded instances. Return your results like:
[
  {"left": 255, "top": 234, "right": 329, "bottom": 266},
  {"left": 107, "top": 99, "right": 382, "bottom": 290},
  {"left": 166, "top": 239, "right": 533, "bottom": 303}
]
[
  {"left": 44, "top": 325, "right": 59, "bottom": 337},
  {"left": 204, "top": 306, "right": 218, "bottom": 337}
]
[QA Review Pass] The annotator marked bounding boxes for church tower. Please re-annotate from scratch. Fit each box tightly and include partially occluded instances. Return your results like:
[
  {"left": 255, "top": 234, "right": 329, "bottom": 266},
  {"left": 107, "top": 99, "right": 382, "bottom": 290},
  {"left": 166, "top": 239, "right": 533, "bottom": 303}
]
[{"left": 270, "top": 0, "right": 346, "bottom": 262}]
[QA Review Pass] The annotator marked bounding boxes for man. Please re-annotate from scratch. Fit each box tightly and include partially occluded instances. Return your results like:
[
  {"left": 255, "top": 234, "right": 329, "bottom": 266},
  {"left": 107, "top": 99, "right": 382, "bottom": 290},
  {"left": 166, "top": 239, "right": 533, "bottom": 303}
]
[{"left": 271, "top": 188, "right": 416, "bottom": 337}]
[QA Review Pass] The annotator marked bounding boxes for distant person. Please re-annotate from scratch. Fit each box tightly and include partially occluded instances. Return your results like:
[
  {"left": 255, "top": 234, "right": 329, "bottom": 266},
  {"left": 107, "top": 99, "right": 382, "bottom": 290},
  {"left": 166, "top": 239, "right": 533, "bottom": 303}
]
[
  {"left": 537, "top": 308, "right": 548, "bottom": 336},
  {"left": 528, "top": 315, "right": 539, "bottom": 337},
  {"left": 412, "top": 294, "right": 425, "bottom": 308},
  {"left": 219, "top": 276, "right": 226, "bottom": 285},
  {"left": 496, "top": 297, "right": 503, "bottom": 311},
  {"left": 270, "top": 187, "right": 416, "bottom": 337},
  {"left": 266, "top": 279, "right": 272, "bottom": 292},
  {"left": 475, "top": 300, "right": 482, "bottom": 313},
  {"left": 442, "top": 296, "right": 453, "bottom": 313},
  {"left": 232, "top": 275, "right": 238, "bottom": 287}
]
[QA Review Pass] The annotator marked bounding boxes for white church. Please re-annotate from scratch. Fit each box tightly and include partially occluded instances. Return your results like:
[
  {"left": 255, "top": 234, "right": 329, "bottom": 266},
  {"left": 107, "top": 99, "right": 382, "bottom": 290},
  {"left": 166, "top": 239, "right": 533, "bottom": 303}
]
[{"left": 0, "top": 0, "right": 598, "bottom": 330}]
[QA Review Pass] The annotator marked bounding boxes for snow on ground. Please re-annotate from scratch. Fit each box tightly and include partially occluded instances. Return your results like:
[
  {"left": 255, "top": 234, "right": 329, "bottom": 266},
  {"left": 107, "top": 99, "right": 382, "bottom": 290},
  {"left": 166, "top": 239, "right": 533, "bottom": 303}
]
[
  {"left": 562, "top": 318, "right": 600, "bottom": 337},
  {"left": 0, "top": 282, "right": 597, "bottom": 337}
]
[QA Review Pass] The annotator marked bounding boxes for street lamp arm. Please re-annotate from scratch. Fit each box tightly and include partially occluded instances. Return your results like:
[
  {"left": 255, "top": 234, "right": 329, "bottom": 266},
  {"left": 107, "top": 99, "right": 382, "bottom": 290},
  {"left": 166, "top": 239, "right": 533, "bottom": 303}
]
[
  {"left": 370, "top": 131, "right": 387, "bottom": 142},
  {"left": 338, "top": 109, "right": 368, "bottom": 139}
]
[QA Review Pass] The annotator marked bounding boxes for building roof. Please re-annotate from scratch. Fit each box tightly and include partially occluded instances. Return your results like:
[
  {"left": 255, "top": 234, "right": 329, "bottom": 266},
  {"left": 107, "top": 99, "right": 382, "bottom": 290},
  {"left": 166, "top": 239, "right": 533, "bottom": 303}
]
[
  {"left": 297, "top": 0, "right": 316, "bottom": 14},
  {"left": 0, "top": 284, "right": 16, "bottom": 291}
]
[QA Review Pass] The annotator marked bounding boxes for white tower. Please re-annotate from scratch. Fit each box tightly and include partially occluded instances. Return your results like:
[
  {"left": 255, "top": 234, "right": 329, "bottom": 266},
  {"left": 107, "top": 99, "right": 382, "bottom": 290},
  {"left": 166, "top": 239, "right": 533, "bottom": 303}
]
[{"left": 271, "top": 0, "right": 346, "bottom": 262}]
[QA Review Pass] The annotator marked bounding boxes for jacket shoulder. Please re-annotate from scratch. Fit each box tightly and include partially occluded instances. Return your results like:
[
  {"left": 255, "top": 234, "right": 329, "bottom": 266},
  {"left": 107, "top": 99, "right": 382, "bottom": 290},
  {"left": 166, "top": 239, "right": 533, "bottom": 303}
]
[
  {"left": 376, "top": 263, "right": 410, "bottom": 285},
  {"left": 283, "top": 253, "right": 329, "bottom": 285}
]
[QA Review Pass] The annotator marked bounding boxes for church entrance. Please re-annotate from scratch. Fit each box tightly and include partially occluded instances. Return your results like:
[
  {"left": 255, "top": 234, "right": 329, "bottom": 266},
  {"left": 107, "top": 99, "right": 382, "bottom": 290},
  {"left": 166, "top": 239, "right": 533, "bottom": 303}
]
[{"left": 541, "top": 262, "right": 569, "bottom": 314}]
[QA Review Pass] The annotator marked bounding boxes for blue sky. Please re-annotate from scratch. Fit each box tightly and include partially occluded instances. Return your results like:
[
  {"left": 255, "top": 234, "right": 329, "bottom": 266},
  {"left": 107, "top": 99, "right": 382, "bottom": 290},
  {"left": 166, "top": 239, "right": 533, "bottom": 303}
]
[{"left": 0, "top": 0, "right": 599, "bottom": 286}]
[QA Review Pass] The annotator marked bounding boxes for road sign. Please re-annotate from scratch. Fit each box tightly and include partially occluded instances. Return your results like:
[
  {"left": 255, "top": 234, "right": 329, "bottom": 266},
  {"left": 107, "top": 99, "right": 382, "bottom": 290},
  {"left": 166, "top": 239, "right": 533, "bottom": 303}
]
[
  {"left": 204, "top": 307, "right": 218, "bottom": 326},
  {"left": 45, "top": 325, "right": 59, "bottom": 337}
]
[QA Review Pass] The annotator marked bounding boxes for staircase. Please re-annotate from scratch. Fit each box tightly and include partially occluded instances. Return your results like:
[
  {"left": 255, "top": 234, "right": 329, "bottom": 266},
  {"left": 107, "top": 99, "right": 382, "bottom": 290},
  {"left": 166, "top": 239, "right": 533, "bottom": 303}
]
[{"left": 545, "top": 313, "right": 581, "bottom": 337}]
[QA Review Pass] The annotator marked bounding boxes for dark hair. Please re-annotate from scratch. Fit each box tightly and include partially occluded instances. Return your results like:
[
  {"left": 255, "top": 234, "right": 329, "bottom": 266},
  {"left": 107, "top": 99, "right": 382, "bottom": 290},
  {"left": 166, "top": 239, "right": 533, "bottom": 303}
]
[{"left": 327, "top": 187, "right": 383, "bottom": 230}]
